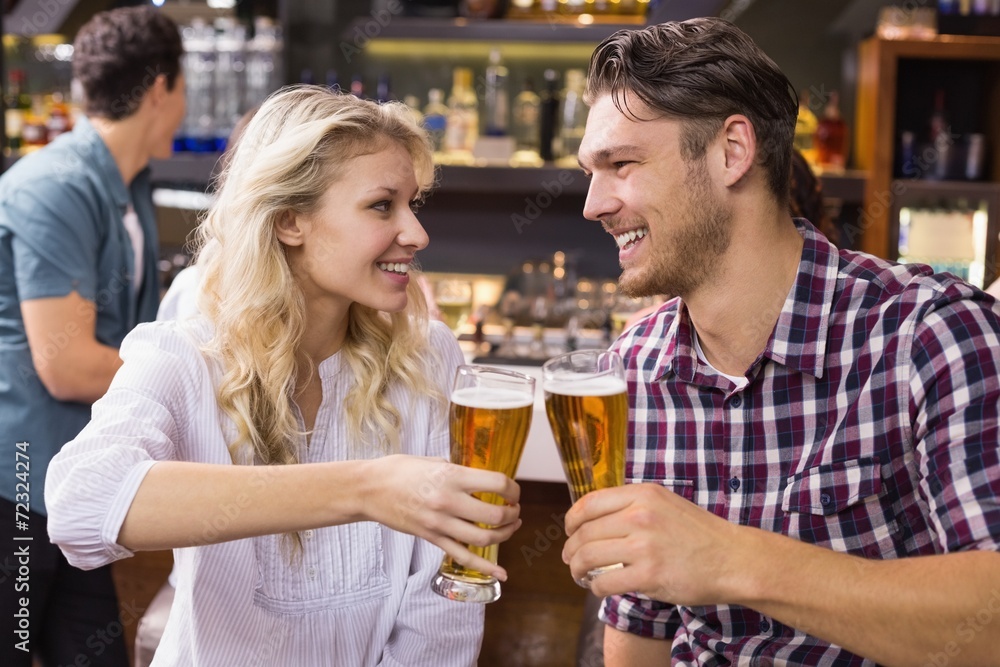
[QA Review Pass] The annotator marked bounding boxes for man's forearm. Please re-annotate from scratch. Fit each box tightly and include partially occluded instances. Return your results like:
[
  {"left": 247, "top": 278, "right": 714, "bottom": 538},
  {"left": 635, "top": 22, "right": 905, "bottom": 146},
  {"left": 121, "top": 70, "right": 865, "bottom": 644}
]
[
  {"left": 734, "top": 527, "right": 1000, "bottom": 666},
  {"left": 604, "top": 625, "right": 671, "bottom": 666}
]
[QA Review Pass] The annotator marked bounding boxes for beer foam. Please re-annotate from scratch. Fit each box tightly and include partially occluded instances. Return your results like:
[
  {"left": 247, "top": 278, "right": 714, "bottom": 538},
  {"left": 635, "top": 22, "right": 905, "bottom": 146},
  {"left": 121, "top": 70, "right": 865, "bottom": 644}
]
[
  {"left": 543, "top": 375, "right": 627, "bottom": 397},
  {"left": 451, "top": 386, "right": 535, "bottom": 409}
]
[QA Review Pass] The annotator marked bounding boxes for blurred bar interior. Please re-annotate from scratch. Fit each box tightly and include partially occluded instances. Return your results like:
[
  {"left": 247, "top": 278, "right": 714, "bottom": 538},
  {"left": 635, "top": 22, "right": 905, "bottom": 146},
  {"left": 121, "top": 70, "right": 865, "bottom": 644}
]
[{"left": 5, "top": 0, "right": 1000, "bottom": 664}]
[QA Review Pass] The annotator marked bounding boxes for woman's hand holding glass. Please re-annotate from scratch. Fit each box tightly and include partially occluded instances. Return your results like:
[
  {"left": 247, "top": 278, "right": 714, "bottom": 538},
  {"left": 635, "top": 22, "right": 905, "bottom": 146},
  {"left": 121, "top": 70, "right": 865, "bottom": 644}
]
[
  {"left": 363, "top": 454, "right": 522, "bottom": 582},
  {"left": 431, "top": 365, "right": 535, "bottom": 603}
]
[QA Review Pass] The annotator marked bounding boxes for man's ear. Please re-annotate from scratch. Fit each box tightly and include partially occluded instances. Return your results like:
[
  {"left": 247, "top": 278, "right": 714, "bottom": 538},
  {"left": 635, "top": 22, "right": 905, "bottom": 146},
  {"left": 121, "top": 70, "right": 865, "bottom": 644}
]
[
  {"left": 719, "top": 114, "right": 756, "bottom": 187},
  {"left": 275, "top": 211, "right": 306, "bottom": 247},
  {"left": 146, "top": 73, "right": 169, "bottom": 108}
]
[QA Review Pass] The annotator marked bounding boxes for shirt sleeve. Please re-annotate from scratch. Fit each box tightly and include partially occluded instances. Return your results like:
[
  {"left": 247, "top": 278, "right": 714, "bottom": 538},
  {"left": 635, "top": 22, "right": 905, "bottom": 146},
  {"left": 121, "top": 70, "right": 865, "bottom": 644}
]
[
  {"left": 601, "top": 591, "right": 681, "bottom": 639},
  {"left": 6, "top": 177, "right": 105, "bottom": 303},
  {"left": 380, "top": 321, "right": 482, "bottom": 666},
  {"left": 44, "top": 322, "right": 199, "bottom": 570},
  {"left": 908, "top": 289, "right": 1000, "bottom": 553}
]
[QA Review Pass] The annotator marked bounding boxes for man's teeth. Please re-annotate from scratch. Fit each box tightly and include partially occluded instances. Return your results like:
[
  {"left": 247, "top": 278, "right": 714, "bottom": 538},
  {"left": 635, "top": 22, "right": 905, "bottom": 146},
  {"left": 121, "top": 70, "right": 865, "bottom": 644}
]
[
  {"left": 377, "top": 262, "right": 410, "bottom": 274},
  {"left": 614, "top": 227, "right": 648, "bottom": 249}
]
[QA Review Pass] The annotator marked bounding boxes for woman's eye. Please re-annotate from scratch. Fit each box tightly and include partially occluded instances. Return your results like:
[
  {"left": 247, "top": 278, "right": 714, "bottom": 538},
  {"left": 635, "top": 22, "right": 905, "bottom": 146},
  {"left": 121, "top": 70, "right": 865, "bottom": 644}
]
[{"left": 372, "top": 200, "right": 391, "bottom": 213}]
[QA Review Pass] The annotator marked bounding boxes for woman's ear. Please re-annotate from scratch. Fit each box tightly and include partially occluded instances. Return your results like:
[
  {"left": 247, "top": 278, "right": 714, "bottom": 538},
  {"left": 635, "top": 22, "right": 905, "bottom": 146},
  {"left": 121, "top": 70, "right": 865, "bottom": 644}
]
[{"left": 275, "top": 211, "right": 306, "bottom": 247}]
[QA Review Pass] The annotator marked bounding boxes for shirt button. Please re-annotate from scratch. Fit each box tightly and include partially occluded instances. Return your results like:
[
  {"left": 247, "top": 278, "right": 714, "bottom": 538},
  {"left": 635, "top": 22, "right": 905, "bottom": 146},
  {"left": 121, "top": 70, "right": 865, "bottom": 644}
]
[
  {"left": 820, "top": 493, "right": 832, "bottom": 507},
  {"left": 304, "top": 530, "right": 314, "bottom": 539},
  {"left": 760, "top": 618, "right": 771, "bottom": 633},
  {"left": 729, "top": 477, "right": 740, "bottom": 491},
  {"left": 307, "top": 567, "right": 316, "bottom": 578},
  {"left": 730, "top": 395, "right": 742, "bottom": 408}
]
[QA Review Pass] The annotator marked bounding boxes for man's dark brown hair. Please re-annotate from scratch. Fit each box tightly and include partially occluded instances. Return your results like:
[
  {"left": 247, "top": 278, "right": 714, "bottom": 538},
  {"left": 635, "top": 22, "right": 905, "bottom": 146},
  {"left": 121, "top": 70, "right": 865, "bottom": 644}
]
[
  {"left": 72, "top": 6, "right": 183, "bottom": 121},
  {"left": 586, "top": 18, "right": 798, "bottom": 202}
]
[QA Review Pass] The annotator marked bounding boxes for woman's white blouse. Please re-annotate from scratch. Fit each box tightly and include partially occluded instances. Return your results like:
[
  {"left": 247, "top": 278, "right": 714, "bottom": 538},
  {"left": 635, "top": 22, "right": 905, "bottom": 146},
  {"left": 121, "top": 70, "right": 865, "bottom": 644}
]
[{"left": 45, "top": 318, "right": 481, "bottom": 666}]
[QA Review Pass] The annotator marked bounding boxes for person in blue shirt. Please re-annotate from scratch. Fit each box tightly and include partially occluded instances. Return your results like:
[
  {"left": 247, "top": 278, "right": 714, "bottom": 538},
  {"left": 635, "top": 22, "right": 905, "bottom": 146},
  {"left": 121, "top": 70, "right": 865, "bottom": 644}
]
[{"left": 0, "top": 7, "right": 184, "bottom": 666}]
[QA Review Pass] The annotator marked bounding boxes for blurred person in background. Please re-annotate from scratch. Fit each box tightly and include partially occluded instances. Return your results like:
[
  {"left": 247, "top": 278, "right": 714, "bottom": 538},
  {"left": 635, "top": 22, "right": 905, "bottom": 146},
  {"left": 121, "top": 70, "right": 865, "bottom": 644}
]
[
  {"left": 566, "top": 18, "right": 1000, "bottom": 666},
  {"left": 0, "top": 7, "right": 184, "bottom": 666},
  {"left": 45, "top": 86, "right": 520, "bottom": 666}
]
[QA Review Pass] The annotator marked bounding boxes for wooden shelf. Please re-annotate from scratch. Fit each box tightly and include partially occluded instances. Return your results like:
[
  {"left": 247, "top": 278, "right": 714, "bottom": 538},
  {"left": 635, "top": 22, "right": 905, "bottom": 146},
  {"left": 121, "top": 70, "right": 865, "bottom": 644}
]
[
  {"left": 854, "top": 34, "right": 1000, "bottom": 261},
  {"left": 141, "top": 157, "right": 866, "bottom": 203}
]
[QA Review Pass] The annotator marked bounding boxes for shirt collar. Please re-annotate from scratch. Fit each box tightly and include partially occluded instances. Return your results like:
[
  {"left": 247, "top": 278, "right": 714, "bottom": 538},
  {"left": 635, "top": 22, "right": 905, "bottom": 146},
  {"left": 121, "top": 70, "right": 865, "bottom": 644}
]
[
  {"left": 649, "top": 219, "right": 838, "bottom": 383},
  {"left": 72, "top": 116, "right": 133, "bottom": 210}
]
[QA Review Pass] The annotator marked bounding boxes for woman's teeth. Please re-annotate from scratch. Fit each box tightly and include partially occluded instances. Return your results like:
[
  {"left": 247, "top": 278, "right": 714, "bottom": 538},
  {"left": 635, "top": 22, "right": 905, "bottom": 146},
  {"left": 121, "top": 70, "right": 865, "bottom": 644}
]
[
  {"left": 614, "top": 227, "right": 648, "bottom": 249},
  {"left": 377, "top": 262, "right": 410, "bottom": 274}
]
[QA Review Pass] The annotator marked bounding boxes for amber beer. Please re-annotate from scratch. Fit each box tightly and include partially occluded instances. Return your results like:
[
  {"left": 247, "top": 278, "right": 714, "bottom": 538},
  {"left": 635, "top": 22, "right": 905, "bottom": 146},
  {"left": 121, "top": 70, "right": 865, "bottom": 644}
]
[
  {"left": 432, "top": 366, "right": 534, "bottom": 604},
  {"left": 543, "top": 375, "right": 627, "bottom": 503}
]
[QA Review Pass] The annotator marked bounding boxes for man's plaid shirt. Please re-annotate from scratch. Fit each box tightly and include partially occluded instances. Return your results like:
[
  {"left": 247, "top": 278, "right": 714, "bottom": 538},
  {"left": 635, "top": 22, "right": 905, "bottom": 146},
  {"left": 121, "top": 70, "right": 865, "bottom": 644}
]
[{"left": 602, "top": 219, "right": 1000, "bottom": 665}]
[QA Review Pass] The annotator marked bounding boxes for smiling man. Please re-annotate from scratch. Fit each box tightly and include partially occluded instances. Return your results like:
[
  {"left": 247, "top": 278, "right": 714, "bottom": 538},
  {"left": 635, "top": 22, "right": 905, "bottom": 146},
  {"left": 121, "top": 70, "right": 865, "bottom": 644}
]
[{"left": 566, "top": 17, "right": 1000, "bottom": 666}]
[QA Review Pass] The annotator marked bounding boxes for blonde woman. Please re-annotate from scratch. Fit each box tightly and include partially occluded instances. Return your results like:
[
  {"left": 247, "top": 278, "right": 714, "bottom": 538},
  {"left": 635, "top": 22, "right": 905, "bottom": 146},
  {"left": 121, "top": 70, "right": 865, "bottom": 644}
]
[{"left": 44, "top": 86, "right": 520, "bottom": 666}]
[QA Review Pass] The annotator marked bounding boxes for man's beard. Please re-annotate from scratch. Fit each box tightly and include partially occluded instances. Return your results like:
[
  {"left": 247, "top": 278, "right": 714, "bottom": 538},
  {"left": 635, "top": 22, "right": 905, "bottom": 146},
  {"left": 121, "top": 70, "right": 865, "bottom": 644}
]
[{"left": 618, "top": 158, "right": 733, "bottom": 299}]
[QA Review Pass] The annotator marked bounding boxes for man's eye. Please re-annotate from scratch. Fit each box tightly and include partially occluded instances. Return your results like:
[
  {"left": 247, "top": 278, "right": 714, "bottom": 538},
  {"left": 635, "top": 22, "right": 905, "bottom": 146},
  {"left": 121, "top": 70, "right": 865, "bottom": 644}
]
[{"left": 614, "top": 161, "right": 633, "bottom": 169}]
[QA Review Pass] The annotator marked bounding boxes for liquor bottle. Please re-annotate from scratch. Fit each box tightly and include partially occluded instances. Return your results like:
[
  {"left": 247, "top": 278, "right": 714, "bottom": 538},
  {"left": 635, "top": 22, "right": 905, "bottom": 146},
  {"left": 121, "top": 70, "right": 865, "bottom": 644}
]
[
  {"left": 558, "top": 69, "right": 587, "bottom": 161},
  {"left": 511, "top": 78, "right": 541, "bottom": 154},
  {"left": 350, "top": 74, "right": 365, "bottom": 98},
  {"left": 45, "top": 92, "right": 72, "bottom": 143},
  {"left": 423, "top": 88, "right": 449, "bottom": 154},
  {"left": 928, "top": 89, "right": 950, "bottom": 180},
  {"left": 403, "top": 95, "right": 424, "bottom": 128},
  {"left": 539, "top": 69, "right": 560, "bottom": 163},
  {"left": 793, "top": 89, "right": 819, "bottom": 167},
  {"left": 376, "top": 73, "right": 392, "bottom": 103},
  {"left": 444, "top": 67, "right": 479, "bottom": 156},
  {"left": 484, "top": 49, "right": 509, "bottom": 136},
  {"left": 4, "top": 69, "right": 31, "bottom": 153},
  {"left": 813, "top": 90, "right": 847, "bottom": 172}
]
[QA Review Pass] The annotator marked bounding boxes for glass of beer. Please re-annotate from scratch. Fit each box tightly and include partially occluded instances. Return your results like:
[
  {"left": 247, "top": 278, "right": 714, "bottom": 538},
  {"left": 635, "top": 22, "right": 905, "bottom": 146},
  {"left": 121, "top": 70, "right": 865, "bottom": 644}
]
[
  {"left": 542, "top": 349, "right": 627, "bottom": 587},
  {"left": 431, "top": 365, "right": 535, "bottom": 604}
]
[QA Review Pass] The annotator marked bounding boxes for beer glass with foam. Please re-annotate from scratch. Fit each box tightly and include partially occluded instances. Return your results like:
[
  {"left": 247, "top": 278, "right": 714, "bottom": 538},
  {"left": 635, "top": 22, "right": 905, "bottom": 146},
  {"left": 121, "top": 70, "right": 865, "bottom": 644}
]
[
  {"left": 431, "top": 365, "right": 534, "bottom": 603},
  {"left": 542, "top": 349, "right": 627, "bottom": 586}
]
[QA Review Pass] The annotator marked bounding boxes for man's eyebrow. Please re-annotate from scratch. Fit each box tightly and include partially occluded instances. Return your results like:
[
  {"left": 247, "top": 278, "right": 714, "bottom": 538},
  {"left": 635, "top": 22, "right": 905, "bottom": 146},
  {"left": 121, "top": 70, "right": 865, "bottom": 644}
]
[{"left": 578, "top": 144, "right": 645, "bottom": 170}]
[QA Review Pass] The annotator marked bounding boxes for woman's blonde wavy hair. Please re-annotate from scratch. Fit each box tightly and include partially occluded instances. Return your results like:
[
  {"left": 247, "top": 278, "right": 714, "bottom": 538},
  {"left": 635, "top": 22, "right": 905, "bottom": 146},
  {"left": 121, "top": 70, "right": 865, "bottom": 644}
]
[{"left": 193, "top": 85, "right": 440, "bottom": 470}]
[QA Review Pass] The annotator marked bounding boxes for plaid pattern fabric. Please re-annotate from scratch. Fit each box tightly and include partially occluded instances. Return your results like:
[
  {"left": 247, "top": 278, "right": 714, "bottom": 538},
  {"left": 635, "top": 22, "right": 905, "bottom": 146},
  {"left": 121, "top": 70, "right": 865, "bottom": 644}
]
[{"left": 601, "top": 220, "right": 1000, "bottom": 665}]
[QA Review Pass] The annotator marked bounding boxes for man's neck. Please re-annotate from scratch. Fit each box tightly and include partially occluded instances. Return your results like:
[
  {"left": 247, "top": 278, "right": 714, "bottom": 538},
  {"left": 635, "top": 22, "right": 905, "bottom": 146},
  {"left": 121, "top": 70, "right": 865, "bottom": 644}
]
[
  {"left": 90, "top": 115, "right": 150, "bottom": 186},
  {"left": 685, "top": 211, "right": 805, "bottom": 377}
]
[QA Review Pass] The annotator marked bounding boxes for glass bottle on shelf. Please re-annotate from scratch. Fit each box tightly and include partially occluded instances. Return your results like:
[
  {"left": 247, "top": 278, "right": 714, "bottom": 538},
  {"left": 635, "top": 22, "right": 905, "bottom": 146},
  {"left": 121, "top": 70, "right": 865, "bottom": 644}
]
[
  {"left": 813, "top": 90, "right": 848, "bottom": 173},
  {"left": 350, "top": 74, "right": 364, "bottom": 98},
  {"left": 539, "top": 69, "right": 560, "bottom": 163},
  {"left": 928, "top": 89, "right": 950, "bottom": 180},
  {"left": 376, "top": 73, "right": 393, "bottom": 103},
  {"left": 213, "top": 18, "right": 246, "bottom": 152},
  {"left": 423, "top": 88, "right": 449, "bottom": 155},
  {"left": 558, "top": 68, "right": 587, "bottom": 165},
  {"left": 45, "top": 92, "right": 71, "bottom": 143},
  {"left": 403, "top": 95, "right": 424, "bottom": 128},
  {"left": 511, "top": 77, "right": 541, "bottom": 162},
  {"left": 444, "top": 67, "right": 479, "bottom": 161},
  {"left": 180, "top": 19, "right": 217, "bottom": 153},
  {"left": 245, "top": 17, "right": 283, "bottom": 110},
  {"left": 484, "top": 49, "right": 509, "bottom": 137},
  {"left": 4, "top": 69, "right": 31, "bottom": 153},
  {"left": 794, "top": 88, "right": 819, "bottom": 168}
]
